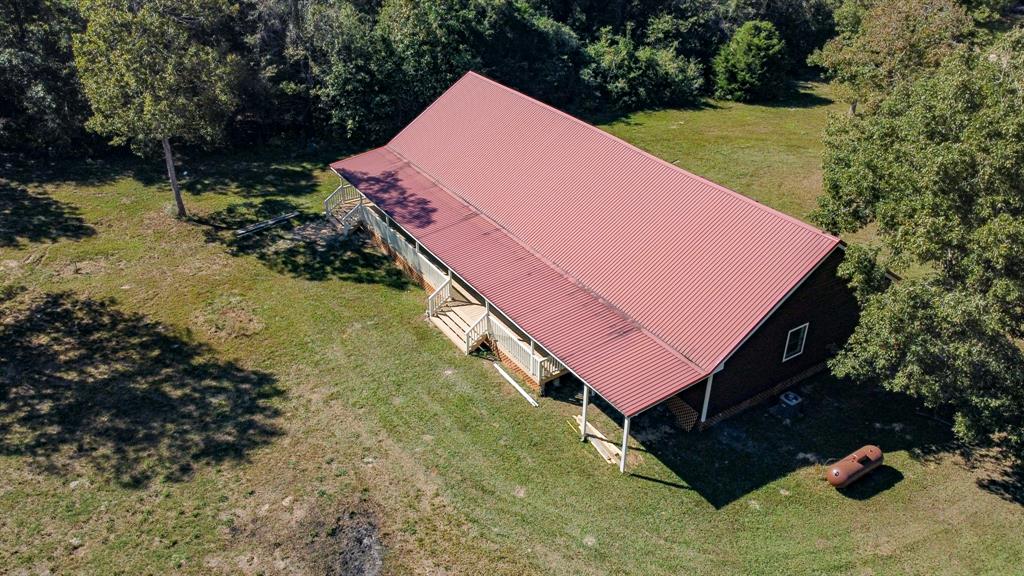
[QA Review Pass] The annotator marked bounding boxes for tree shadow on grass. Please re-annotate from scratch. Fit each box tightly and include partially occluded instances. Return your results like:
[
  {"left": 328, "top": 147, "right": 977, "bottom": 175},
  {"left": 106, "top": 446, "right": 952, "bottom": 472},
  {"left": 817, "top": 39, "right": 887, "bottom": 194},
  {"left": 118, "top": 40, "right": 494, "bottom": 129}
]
[
  {"left": 197, "top": 200, "right": 411, "bottom": 289},
  {"left": 757, "top": 81, "right": 835, "bottom": 109},
  {"left": 3, "top": 154, "right": 165, "bottom": 189},
  {"left": 0, "top": 290, "right": 283, "bottom": 487},
  {"left": 182, "top": 160, "right": 320, "bottom": 198},
  {"left": 0, "top": 182, "right": 96, "bottom": 247},
  {"left": 968, "top": 449, "right": 1024, "bottom": 506}
]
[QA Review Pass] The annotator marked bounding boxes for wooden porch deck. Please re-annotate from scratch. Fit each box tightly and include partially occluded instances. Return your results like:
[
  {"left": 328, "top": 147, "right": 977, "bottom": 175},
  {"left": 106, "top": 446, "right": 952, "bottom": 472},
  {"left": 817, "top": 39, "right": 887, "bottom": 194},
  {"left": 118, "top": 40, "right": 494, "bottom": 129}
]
[{"left": 429, "top": 284, "right": 565, "bottom": 386}]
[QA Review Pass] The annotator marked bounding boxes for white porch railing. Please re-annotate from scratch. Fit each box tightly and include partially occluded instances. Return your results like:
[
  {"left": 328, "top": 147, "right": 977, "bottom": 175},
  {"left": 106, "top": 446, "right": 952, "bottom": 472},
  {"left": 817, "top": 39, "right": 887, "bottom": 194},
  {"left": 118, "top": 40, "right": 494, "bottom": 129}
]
[
  {"left": 346, "top": 182, "right": 567, "bottom": 384},
  {"left": 419, "top": 254, "right": 448, "bottom": 291},
  {"left": 427, "top": 276, "right": 451, "bottom": 317},
  {"left": 489, "top": 316, "right": 540, "bottom": 378},
  {"left": 464, "top": 312, "right": 489, "bottom": 352},
  {"left": 539, "top": 356, "right": 567, "bottom": 382},
  {"left": 323, "top": 183, "right": 360, "bottom": 217}
]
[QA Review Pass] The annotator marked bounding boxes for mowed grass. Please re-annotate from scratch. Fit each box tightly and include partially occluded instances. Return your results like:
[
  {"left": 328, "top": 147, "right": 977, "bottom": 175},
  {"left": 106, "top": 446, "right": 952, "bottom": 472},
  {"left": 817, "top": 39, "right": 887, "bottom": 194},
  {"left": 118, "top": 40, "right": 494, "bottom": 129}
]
[
  {"left": 1, "top": 86, "right": 1022, "bottom": 575},
  {"left": 600, "top": 82, "right": 876, "bottom": 245}
]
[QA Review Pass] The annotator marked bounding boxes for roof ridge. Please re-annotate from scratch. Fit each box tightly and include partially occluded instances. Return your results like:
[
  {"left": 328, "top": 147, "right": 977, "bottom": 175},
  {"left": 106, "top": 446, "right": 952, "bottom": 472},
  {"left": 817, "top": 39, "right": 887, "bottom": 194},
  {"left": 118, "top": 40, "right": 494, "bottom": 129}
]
[
  {"left": 460, "top": 70, "right": 840, "bottom": 244},
  {"left": 383, "top": 143, "right": 709, "bottom": 373}
]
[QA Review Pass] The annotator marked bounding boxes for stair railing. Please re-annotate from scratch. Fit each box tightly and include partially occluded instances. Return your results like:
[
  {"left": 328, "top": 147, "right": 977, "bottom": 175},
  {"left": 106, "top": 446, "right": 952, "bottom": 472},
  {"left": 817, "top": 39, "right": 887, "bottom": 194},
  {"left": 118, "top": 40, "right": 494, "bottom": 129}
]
[
  {"left": 323, "top": 183, "right": 353, "bottom": 217},
  {"left": 464, "top": 311, "right": 490, "bottom": 353},
  {"left": 427, "top": 276, "right": 452, "bottom": 317}
]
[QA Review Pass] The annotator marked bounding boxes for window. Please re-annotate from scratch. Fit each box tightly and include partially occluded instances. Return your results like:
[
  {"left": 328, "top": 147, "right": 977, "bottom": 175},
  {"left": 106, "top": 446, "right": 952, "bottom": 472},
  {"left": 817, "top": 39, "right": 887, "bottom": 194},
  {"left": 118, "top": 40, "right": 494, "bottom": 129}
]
[{"left": 783, "top": 323, "right": 808, "bottom": 362}]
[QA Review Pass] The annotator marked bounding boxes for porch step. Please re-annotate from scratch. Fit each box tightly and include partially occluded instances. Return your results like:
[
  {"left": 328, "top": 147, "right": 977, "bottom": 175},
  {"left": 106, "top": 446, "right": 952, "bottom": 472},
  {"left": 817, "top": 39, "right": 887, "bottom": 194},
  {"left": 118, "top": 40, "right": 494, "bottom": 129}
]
[
  {"left": 665, "top": 396, "right": 700, "bottom": 432},
  {"left": 428, "top": 301, "right": 488, "bottom": 354},
  {"left": 429, "top": 313, "right": 469, "bottom": 352},
  {"left": 437, "top": 305, "right": 474, "bottom": 333}
]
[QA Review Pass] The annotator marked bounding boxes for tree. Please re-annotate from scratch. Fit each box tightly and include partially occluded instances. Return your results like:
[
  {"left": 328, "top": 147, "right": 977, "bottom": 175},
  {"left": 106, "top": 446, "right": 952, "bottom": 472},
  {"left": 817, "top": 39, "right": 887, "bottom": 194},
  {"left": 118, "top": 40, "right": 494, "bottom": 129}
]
[
  {"left": 73, "top": 0, "right": 239, "bottom": 218},
  {"left": 306, "top": 0, "right": 480, "bottom": 144},
  {"left": 816, "top": 30, "right": 1024, "bottom": 456},
  {"left": 718, "top": 0, "right": 835, "bottom": 72},
  {"left": 0, "top": 0, "right": 90, "bottom": 153},
  {"left": 712, "top": 20, "right": 787, "bottom": 102},
  {"left": 808, "top": 0, "right": 974, "bottom": 113},
  {"left": 582, "top": 26, "right": 703, "bottom": 111}
]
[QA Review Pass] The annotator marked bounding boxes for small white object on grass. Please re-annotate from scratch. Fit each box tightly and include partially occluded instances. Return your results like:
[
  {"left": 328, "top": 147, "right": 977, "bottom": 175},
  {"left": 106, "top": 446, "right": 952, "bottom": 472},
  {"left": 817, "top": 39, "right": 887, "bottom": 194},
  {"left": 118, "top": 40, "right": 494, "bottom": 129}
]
[{"left": 493, "top": 363, "right": 538, "bottom": 407}]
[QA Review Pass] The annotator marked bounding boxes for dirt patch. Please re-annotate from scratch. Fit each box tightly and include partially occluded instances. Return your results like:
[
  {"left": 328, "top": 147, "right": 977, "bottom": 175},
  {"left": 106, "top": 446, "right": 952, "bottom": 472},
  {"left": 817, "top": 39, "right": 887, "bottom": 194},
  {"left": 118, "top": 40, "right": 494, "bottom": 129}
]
[
  {"left": 191, "top": 294, "right": 265, "bottom": 340},
  {"left": 301, "top": 504, "right": 384, "bottom": 576},
  {"left": 217, "top": 497, "right": 385, "bottom": 576}
]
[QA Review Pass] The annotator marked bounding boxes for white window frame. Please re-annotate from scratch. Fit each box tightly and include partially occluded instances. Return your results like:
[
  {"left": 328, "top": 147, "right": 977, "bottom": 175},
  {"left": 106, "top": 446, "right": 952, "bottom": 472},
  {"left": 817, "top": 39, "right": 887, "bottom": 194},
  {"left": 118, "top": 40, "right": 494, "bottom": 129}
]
[{"left": 783, "top": 323, "right": 809, "bottom": 362}]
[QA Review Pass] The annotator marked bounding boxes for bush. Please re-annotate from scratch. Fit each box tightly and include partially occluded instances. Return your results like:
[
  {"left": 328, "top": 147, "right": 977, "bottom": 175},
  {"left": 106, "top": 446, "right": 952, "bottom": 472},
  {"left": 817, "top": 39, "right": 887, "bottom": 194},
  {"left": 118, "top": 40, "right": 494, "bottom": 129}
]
[
  {"left": 713, "top": 20, "right": 788, "bottom": 102},
  {"left": 582, "top": 28, "right": 703, "bottom": 111}
]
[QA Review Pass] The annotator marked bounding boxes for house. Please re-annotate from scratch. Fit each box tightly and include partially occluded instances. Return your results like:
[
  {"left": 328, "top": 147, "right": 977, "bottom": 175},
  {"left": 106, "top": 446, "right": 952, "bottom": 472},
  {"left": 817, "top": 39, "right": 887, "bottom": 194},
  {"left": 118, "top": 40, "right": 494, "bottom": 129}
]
[{"left": 327, "top": 72, "right": 860, "bottom": 472}]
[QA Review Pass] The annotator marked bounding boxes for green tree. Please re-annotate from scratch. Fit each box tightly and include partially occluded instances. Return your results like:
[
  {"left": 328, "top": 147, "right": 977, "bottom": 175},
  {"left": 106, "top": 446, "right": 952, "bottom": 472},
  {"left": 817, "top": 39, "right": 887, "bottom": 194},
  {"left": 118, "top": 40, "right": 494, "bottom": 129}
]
[
  {"left": 0, "top": 0, "right": 90, "bottom": 153},
  {"left": 582, "top": 26, "right": 703, "bottom": 110},
  {"left": 816, "top": 30, "right": 1024, "bottom": 456},
  {"left": 73, "top": 0, "right": 239, "bottom": 218},
  {"left": 808, "top": 0, "right": 974, "bottom": 113},
  {"left": 306, "top": 0, "right": 479, "bottom": 144},
  {"left": 712, "top": 20, "right": 787, "bottom": 102},
  {"left": 718, "top": 0, "right": 835, "bottom": 71}
]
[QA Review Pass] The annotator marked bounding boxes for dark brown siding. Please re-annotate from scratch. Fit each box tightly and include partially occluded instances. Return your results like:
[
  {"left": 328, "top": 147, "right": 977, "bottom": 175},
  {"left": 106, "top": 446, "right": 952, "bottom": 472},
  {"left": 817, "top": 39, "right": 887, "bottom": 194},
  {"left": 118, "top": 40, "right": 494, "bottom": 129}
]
[{"left": 707, "top": 248, "right": 859, "bottom": 417}]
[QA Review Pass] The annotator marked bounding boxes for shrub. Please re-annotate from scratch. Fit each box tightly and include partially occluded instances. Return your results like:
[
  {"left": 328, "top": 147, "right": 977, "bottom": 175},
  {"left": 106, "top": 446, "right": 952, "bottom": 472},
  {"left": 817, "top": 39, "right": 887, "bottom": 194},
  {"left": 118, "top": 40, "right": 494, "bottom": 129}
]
[
  {"left": 583, "top": 28, "right": 703, "bottom": 111},
  {"left": 713, "top": 20, "right": 788, "bottom": 101}
]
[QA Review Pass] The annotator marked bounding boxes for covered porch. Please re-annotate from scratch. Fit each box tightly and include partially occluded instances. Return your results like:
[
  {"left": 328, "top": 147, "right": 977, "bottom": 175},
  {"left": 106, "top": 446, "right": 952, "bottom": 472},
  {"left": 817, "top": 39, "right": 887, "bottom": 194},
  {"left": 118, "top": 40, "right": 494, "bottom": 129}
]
[{"left": 325, "top": 181, "right": 568, "bottom": 391}]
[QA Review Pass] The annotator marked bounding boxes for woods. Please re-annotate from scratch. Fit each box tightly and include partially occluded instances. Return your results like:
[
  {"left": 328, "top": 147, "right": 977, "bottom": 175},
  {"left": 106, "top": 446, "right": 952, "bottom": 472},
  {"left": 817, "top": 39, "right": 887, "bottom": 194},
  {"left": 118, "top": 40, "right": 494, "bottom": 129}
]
[
  {"left": 4, "top": 0, "right": 842, "bottom": 158},
  {"left": 815, "top": 14, "right": 1024, "bottom": 456}
]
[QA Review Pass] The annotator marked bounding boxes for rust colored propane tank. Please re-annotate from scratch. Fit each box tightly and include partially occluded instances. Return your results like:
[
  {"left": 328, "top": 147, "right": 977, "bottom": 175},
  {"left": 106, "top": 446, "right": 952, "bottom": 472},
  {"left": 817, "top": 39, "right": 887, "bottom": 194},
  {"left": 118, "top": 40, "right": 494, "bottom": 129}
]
[{"left": 827, "top": 445, "right": 884, "bottom": 488}]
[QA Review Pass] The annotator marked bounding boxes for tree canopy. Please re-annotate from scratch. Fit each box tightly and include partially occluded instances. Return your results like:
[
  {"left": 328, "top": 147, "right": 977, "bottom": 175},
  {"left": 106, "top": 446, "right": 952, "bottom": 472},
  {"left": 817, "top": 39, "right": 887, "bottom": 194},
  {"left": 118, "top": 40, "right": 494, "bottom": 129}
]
[
  {"left": 3, "top": 0, "right": 853, "bottom": 155},
  {"left": 73, "top": 0, "right": 240, "bottom": 216},
  {"left": 0, "top": 0, "right": 89, "bottom": 152},
  {"left": 74, "top": 0, "right": 239, "bottom": 151},
  {"left": 809, "top": 0, "right": 975, "bottom": 111},
  {"left": 816, "top": 30, "right": 1024, "bottom": 455},
  {"left": 712, "top": 20, "right": 788, "bottom": 102}
]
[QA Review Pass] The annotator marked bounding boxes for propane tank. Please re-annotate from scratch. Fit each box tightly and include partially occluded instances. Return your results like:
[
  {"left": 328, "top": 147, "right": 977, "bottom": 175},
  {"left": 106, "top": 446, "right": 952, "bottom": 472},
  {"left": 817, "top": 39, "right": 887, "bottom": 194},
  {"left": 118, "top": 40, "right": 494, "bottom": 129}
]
[{"left": 827, "top": 445, "right": 884, "bottom": 489}]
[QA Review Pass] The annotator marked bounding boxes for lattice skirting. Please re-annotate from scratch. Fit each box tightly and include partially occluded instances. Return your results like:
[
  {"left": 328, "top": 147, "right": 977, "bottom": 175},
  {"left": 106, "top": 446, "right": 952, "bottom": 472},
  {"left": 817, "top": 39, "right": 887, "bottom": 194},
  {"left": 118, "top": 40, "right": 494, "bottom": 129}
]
[
  {"left": 664, "top": 396, "right": 700, "bottom": 432},
  {"left": 698, "top": 362, "right": 827, "bottom": 431}
]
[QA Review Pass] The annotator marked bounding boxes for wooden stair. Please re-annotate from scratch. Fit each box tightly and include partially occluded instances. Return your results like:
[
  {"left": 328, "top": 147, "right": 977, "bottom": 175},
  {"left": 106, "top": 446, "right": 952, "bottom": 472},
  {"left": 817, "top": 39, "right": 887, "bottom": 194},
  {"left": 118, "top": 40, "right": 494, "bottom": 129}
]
[{"left": 428, "top": 301, "right": 487, "bottom": 354}]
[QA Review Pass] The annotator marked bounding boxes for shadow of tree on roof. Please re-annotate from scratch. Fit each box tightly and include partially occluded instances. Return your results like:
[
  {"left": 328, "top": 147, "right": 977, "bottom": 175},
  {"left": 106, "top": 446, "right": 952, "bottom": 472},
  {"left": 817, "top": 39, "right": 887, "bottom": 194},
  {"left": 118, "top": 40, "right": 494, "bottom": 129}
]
[
  {"left": 0, "top": 290, "right": 282, "bottom": 487},
  {"left": 340, "top": 170, "right": 437, "bottom": 230},
  {"left": 0, "top": 182, "right": 96, "bottom": 248},
  {"left": 196, "top": 200, "right": 411, "bottom": 289},
  {"left": 550, "top": 373, "right": 952, "bottom": 509}
]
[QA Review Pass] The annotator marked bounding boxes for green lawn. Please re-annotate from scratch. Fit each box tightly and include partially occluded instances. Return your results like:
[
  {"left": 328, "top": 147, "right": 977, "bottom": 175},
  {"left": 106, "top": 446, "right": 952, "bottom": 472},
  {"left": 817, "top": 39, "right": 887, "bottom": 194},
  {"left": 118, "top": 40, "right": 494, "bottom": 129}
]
[{"left": 1, "top": 86, "right": 1022, "bottom": 575}]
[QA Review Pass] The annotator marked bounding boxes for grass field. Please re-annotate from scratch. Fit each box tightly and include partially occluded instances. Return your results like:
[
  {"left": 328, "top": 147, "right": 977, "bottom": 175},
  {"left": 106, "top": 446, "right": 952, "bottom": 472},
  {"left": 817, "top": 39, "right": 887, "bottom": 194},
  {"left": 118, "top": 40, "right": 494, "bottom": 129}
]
[{"left": 2, "top": 84, "right": 1023, "bottom": 575}]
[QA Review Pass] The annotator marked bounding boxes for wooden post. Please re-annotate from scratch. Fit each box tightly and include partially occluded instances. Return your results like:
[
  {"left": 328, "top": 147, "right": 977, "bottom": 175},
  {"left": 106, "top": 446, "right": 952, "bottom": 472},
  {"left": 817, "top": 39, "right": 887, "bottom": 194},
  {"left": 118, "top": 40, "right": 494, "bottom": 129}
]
[
  {"left": 580, "top": 385, "right": 590, "bottom": 442},
  {"left": 619, "top": 417, "right": 631, "bottom": 473},
  {"left": 530, "top": 339, "right": 537, "bottom": 380},
  {"left": 700, "top": 373, "right": 715, "bottom": 423}
]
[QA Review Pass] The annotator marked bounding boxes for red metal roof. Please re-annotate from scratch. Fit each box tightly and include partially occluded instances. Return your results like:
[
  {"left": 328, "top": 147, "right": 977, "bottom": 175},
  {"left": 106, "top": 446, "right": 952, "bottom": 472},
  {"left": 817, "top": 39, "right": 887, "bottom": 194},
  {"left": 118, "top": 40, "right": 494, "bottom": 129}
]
[{"left": 331, "top": 71, "right": 841, "bottom": 416}]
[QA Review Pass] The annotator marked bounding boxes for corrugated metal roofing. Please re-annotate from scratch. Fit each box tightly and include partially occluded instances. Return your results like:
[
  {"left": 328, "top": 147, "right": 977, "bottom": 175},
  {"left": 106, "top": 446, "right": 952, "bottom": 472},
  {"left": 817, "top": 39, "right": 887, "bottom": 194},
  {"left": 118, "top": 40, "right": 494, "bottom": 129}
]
[
  {"left": 333, "top": 147, "right": 704, "bottom": 416},
  {"left": 331, "top": 71, "right": 841, "bottom": 416}
]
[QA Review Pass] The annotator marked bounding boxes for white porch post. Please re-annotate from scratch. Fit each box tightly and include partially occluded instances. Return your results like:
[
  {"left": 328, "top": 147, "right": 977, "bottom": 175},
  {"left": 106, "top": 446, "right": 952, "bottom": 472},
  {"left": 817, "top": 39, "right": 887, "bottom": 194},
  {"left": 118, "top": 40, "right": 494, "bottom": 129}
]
[
  {"left": 619, "top": 416, "right": 631, "bottom": 473},
  {"left": 580, "top": 385, "right": 590, "bottom": 442},
  {"left": 530, "top": 339, "right": 537, "bottom": 380},
  {"left": 700, "top": 373, "right": 715, "bottom": 423}
]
